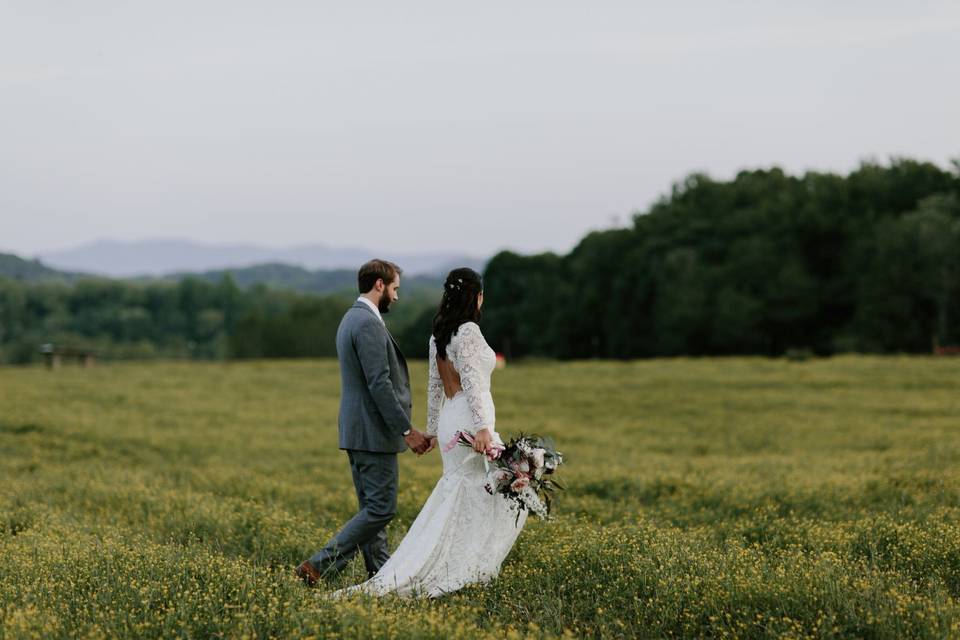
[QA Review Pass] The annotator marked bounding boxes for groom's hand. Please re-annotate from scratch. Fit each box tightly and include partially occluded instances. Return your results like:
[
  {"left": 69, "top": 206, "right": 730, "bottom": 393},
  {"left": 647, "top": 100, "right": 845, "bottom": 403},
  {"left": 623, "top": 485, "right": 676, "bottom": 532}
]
[
  {"left": 403, "top": 429, "right": 430, "bottom": 455},
  {"left": 423, "top": 436, "right": 437, "bottom": 454}
]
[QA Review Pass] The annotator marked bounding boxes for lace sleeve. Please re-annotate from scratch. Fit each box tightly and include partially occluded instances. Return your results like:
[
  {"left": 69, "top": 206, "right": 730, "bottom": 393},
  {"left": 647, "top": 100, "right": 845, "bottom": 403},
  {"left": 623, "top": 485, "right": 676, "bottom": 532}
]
[
  {"left": 450, "top": 322, "right": 492, "bottom": 432},
  {"left": 426, "top": 337, "right": 443, "bottom": 437}
]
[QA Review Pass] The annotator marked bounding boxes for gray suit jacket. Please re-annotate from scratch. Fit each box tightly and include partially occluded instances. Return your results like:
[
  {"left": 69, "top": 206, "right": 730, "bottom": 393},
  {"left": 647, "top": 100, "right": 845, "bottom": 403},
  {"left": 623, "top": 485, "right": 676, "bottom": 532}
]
[{"left": 336, "top": 301, "right": 412, "bottom": 453}]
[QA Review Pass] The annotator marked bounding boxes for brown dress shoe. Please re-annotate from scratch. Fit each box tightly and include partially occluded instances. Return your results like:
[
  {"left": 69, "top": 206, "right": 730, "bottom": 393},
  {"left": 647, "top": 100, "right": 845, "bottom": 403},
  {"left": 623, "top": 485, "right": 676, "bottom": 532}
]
[{"left": 295, "top": 561, "right": 321, "bottom": 587}]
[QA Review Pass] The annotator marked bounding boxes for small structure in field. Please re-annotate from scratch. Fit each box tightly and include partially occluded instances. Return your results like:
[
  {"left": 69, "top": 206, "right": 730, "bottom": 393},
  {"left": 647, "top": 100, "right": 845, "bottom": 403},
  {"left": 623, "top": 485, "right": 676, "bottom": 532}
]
[
  {"left": 495, "top": 353, "right": 507, "bottom": 369},
  {"left": 39, "top": 344, "right": 97, "bottom": 370}
]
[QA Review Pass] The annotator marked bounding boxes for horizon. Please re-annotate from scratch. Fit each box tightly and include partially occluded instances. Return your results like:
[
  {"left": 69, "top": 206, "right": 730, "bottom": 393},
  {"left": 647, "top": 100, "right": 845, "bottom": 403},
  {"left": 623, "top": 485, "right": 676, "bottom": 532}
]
[{"left": 5, "top": 155, "right": 958, "bottom": 264}]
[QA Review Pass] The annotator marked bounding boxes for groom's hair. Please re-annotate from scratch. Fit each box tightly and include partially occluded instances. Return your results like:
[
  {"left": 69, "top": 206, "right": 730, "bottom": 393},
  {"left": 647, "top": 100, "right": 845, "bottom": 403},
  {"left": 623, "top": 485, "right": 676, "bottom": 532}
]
[{"left": 358, "top": 259, "right": 402, "bottom": 293}]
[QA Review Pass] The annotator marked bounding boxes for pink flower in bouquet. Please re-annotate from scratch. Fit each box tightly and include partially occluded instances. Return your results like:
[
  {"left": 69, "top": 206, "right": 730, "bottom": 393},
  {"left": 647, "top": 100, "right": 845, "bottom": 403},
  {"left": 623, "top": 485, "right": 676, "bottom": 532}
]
[
  {"left": 486, "top": 444, "right": 504, "bottom": 461},
  {"left": 510, "top": 476, "right": 530, "bottom": 492}
]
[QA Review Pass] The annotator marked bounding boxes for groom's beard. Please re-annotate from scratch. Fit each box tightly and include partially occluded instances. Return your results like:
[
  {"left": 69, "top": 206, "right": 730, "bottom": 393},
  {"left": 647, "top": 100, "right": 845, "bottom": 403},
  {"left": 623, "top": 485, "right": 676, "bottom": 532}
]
[{"left": 378, "top": 295, "right": 393, "bottom": 314}]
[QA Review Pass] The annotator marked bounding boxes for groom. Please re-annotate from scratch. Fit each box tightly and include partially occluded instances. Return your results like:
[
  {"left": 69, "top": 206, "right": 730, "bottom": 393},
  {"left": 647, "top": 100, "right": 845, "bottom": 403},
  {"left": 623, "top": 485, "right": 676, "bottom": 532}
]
[{"left": 296, "top": 259, "right": 431, "bottom": 586}]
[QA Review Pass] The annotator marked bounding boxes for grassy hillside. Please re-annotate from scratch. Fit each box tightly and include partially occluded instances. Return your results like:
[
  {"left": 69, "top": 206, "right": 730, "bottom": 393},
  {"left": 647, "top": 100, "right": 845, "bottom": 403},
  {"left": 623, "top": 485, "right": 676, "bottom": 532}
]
[
  {"left": 0, "top": 252, "right": 81, "bottom": 282},
  {"left": 2, "top": 356, "right": 959, "bottom": 638}
]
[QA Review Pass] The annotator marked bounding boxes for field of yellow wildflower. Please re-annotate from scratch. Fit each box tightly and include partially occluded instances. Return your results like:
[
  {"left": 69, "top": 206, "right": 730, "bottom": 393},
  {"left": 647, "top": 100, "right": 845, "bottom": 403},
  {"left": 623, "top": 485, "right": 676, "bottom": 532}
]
[{"left": 2, "top": 356, "right": 960, "bottom": 638}]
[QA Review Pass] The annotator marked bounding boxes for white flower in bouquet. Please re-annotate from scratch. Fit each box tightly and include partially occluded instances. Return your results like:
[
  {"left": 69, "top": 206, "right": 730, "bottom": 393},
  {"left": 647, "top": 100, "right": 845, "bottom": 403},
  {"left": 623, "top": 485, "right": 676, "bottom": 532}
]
[
  {"left": 518, "top": 486, "right": 549, "bottom": 518},
  {"left": 530, "top": 448, "right": 546, "bottom": 469},
  {"left": 544, "top": 452, "right": 562, "bottom": 472}
]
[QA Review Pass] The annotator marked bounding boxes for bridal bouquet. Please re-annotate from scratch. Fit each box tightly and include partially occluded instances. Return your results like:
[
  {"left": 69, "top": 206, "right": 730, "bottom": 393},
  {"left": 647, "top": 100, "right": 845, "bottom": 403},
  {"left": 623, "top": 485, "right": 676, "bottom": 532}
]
[{"left": 445, "top": 431, "right": 565, "bottom": 521}]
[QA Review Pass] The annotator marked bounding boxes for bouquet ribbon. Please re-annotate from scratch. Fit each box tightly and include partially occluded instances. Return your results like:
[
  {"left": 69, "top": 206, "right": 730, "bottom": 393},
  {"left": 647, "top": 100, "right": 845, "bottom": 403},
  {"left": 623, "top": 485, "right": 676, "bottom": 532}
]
[{"left": 443, "top": 430, "right": 503, "bottom": 472}]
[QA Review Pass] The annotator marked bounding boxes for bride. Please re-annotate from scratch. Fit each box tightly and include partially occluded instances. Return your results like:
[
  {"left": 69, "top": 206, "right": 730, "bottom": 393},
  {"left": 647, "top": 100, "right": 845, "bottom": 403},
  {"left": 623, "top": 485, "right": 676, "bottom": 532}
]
[{"left": 333, "top": 267, "right": 526, "bottom": 598}]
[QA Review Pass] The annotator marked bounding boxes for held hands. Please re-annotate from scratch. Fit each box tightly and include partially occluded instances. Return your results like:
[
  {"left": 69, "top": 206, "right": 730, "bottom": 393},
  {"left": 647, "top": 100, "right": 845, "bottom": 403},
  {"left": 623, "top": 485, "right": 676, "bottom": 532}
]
[{"left": 403, "top": 428, "right": 431, "bottom": 455}]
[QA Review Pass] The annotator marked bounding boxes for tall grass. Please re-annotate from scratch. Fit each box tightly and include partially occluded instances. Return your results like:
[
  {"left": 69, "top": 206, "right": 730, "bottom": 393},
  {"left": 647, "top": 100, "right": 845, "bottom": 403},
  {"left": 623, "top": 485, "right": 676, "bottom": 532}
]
[{"left": 2, "top": 356, "right": 959, "bottom": 638}]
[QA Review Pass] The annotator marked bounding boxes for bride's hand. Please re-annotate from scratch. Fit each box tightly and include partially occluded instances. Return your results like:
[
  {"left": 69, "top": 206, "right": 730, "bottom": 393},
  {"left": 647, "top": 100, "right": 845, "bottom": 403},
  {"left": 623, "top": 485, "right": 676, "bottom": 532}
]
[
  {"left": 472, "top": 428, "right": 493, "bottom": 453},
  {"left": 424, "top": 436, "right": 437, "bottom": 453}
]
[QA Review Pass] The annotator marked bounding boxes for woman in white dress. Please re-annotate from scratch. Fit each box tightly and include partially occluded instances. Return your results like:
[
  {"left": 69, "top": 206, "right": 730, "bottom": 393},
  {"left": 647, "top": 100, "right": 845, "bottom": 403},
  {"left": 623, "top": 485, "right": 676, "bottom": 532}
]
[{"left": 333, "top": 268, "right": 526, "bottom": 598}]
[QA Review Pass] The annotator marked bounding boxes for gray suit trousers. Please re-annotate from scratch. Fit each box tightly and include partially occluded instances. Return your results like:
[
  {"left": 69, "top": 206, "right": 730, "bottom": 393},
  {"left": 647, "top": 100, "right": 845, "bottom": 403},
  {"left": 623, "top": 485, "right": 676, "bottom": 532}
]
[{"left": 309, "top": 450, "right": 398, "bottom": 577}]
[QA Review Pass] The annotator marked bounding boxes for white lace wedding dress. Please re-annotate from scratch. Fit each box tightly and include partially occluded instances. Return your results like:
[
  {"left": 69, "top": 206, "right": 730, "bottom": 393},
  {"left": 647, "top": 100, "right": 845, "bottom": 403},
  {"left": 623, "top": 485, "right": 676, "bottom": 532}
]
[{"left": 333, "top": 322, "right": 526, "bottom": 598}]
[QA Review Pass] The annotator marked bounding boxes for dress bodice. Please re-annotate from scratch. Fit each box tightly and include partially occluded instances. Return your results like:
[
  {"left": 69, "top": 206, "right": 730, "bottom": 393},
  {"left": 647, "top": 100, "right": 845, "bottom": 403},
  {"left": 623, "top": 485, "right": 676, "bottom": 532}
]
[{"left": 426, "top": 322, "right": 496, "bottom": 437}]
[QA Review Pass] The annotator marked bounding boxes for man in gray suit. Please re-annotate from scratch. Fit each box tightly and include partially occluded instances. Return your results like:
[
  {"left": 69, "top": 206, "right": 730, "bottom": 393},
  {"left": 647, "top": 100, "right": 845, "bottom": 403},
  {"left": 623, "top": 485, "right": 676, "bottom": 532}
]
[{"left": 297, "top": 259, "right": 431, "bottom": 586}]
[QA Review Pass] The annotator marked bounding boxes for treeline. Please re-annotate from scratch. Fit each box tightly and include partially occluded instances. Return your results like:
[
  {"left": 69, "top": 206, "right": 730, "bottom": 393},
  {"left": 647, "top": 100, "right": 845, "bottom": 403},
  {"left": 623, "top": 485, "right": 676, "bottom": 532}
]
[
  {"left": 3, "top": 158, "right": 958, "bottom": 364},
  {"left": 476, "top": 159, "right": 960, "bottom": 358},
  {"left": 0, "top": 276, "right": 438, "bottom": 364}
]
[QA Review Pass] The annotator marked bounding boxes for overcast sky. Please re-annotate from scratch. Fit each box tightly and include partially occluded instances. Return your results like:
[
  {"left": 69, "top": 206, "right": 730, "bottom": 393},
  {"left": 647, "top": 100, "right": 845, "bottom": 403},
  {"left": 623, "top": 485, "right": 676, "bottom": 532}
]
[{"left": 1, "top": 1, "right": 958, "bottom": 259}]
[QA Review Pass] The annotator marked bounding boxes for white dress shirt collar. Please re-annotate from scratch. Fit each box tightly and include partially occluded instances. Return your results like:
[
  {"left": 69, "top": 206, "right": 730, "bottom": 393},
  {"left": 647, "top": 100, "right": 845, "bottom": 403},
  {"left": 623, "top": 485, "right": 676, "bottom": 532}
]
[{"left": 357, "top": 296, "right": 384, "bottom": 324}]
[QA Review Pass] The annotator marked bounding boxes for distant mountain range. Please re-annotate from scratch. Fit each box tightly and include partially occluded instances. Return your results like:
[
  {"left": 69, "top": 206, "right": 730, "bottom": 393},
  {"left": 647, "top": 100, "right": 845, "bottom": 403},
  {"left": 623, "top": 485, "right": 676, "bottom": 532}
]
[
  {"left": 0, "top": 250, "right": 447, "bottom": 297},
  {"left": 36, "top": 239, "right": 484, "bottom": 278},
  {"left": 143, "top": 262, "right": 444, "bottom": 297}
]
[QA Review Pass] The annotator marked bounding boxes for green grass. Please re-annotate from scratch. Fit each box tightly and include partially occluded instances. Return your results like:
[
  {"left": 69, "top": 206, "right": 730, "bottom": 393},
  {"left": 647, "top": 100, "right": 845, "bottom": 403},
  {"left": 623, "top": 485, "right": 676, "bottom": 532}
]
[{"left": 2, "top": 356, "right": 960, "bottom": 638}]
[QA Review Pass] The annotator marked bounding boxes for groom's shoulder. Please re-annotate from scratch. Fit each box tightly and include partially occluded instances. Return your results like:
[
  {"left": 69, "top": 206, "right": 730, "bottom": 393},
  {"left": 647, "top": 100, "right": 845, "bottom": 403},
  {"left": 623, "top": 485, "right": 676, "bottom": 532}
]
[{"left": 343, "top": 305, "right": 381, "bottom": 332}]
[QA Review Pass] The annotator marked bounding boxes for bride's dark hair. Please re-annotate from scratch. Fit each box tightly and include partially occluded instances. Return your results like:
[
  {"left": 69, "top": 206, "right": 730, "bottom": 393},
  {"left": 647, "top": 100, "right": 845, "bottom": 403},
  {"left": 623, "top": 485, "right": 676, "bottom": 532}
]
[{"left": 432, "top": 267, "right": 483, "bottom": 360}]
